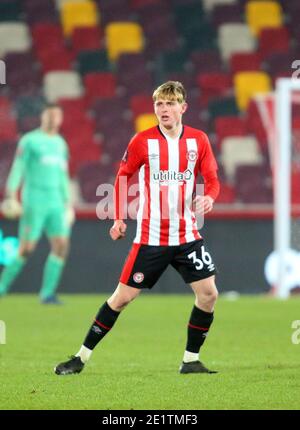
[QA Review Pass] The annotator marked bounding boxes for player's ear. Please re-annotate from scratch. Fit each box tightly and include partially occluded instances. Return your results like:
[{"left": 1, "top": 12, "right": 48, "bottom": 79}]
[{"left": 181, "top": 102, "right": 188, "bottom": 115}]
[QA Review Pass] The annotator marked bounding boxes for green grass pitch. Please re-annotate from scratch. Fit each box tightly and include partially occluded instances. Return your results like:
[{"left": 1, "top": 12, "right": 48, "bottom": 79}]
[{"left": 0, "top": 294, "right": 300, "bottom": 410}]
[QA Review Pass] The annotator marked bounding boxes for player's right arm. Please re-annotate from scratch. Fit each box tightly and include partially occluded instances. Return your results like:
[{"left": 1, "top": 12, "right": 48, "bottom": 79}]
[
  {"left": 5, "top": 135, "right": 30, "bottom": 198},
  {"left": 1, "top": 135, "right": 29, "bottom": 219},
  {"left": 110, "top": 134, "right": 144, "bottom": 240}
]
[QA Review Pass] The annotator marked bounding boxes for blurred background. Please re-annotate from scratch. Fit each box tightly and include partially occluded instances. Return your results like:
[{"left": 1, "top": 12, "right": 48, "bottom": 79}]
[{"left": 0, "top": 0, "right": 300, "bottom": 294}]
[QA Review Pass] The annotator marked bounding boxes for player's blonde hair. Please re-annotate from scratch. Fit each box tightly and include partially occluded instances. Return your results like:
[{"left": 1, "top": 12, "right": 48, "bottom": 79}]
[{"left": 152, "top": 81, "right": 187, "bottom": 104}]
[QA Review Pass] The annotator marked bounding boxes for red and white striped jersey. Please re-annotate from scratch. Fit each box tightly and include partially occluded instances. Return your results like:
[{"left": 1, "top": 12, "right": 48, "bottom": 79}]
[{"left": 114, "top": 125, "right": 220, "bottom": 246}]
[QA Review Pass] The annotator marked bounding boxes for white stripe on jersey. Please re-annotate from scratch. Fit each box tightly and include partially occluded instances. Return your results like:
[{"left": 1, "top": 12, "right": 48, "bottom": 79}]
[
  {"left": 166, "top": 135, "right": 180, "bottom": 246},
  {"left": 134, "top": 164, "right": 145, "bottom": 244},
  {"left": 185, "top": 138, "right": 198, "bottom": 243},
  {"left": 147, "top": 139, "right": 161, "bottom": 246}
]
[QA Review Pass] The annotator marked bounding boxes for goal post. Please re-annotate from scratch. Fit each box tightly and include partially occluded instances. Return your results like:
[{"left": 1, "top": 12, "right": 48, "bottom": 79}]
[{"left": 274, "top": 78, "right": 300, "bottom": 297}]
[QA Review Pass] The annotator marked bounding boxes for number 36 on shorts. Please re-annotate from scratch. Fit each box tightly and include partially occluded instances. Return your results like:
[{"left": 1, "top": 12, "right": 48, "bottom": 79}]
[{"left": 187, "top": 246, "right": 214, "bottom": 271}]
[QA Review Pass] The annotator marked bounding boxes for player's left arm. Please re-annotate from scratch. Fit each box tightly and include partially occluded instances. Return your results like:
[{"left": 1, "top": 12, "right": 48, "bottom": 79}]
[{"left": 194, "top": 132, "right": 220, "bottom": 215}]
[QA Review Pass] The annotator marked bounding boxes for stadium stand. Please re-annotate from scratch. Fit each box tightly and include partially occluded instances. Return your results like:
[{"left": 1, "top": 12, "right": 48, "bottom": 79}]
[{"left": 0, "top": 0, "right": 298, "bottom": 206}]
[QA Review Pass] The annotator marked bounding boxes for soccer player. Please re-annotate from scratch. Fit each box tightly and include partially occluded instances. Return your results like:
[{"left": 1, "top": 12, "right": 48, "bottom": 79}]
[
  {"left": 0, "top": 103, "right": 73, "bottom": 304},
  {"left": 55, "top": 81, "right": 220, "bottom": 374}
]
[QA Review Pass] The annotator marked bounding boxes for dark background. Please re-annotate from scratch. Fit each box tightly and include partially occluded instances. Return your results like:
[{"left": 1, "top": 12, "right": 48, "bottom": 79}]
[{"left": 0, "top": 218, "right": 273, "bottom": 295}]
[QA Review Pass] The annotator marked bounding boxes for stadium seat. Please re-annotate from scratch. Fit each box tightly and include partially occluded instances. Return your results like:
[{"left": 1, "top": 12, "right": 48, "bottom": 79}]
[
  {"left": 215, "top": 116, "right": 247, "bottom": 146},
  {"left": 15, "top": 95, "right": 46, "bottom": 119},
  {"left": 208, "top": 97, "right": 239, "bottom": 122},
  {"left": 105, "top": 22, "right": 144, "bottom": 61},
  {"left": 130, "top": 94, "right": 154, "bottom": 118},
  {"left": 234, "top": 71, "right": 272, "bottom": 111},
  {"left": 190, "top": 50, "right": 223, "bottom": 74},
  {"left": 61, "top": 0, "right": 99, "bottom": 37},
  {"left": 230, "top": 52, "right": 261, "bottom": 75},
  {"left": 135, "top": 113, "right": 157, "bottom": 132},
  {"left": 197, "top": 72, "right": 232, "bottom": 107},
  {"left": 218, "top": 23, "right": 256, "bottom": 62},
  {"left": 211, "top": 4, "right": 242, "bottom": 28},
  {"left": 78, "top": 161, "right": 116, "bottom": 203},
  {"left": 4, "top": 51, "right": 42, "bottom": 97},
  {"left": 0, "top": 115, "right": 18, "bottom": 141},
  {"left": 235, "top": 164, "right": 273, "bottom": 203},
  {"left": 0, "top": 23, "right": 31, "bottom": 57},
  {"left": 43, "top": 71, "right": 83, "bottom": 102},
  {"left": 18, "top": 116, "right": 41, "bottom": 134},
  {"left": 39, "top": 48, "right": 73, "bottom": 73},
  {"left": 0, "top": 1, "right": 21, "bottom": 21},
  {"left": 117, "top": 53, "right": 153, "bottom": 95},
  {"left": 72, "top": 26, "right": 103, "bottom": 54},
  {"left": 174, "top": 3, "right": 216, "bottom": 52},
  {"left": 246, "top": 99, "right": 268, "bottom": 147},
  {"left": 84, "top": 72, "right": 116, "bottom": 105},
  {"left": 263, "top": 51, "right": 299, "bottom": 78},
  {"left": 220, "top": 136, "right": 263, "bottom": 181},
  {"left": 93, "top": 96, "right": 129, "bottom": 133},
  {"left": 258, "top": 27, "right": 290, "bottom": 60},
  {"left": 24, "top": 0, "right": 57, "bottom": 24},
  {"left": 77, "top": 49, "right": 111, "bottom": 75},
  {"left": 202, "top": 0, "right": 237, "bottom": 12},
  {"left": 130, "top": 0, "right": 162, "bottom": 8},
  {"left": 246, "top": 1, "right": 283, "bottom": 36}
]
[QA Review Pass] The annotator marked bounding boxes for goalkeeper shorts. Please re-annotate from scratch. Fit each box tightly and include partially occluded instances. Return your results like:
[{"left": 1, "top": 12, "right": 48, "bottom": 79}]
[{"left": 19, "top": 205, "right": 71, "bottom": 241}]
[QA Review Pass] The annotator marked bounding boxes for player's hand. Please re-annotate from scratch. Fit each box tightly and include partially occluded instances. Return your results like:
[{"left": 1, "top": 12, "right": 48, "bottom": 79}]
[
  {"left": 110, "top": 220, "right": 127, "bottom": 240},
  {"left": 1, "top": 198, "right": 22, "bottom": 219},
  {"left": 193, "top": 195, "right": 214, "bottom": 215}
]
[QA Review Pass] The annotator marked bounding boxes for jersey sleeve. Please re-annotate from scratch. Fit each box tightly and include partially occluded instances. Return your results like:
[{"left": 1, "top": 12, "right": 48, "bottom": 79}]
[
  {"left": 114, "top": 134, "right": 144, "bottom": 220},
  {"left": 198, "top": 132, "right": 220, "bottom": 201},
  {"left": 6, "top": 135, "right": 30, "bottom": 195}
]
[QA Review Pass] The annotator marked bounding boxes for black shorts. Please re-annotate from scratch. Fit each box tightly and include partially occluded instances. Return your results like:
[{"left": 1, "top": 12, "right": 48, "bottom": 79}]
[{"left": 119, "top": 239, "right": 217, "bottom": 289}]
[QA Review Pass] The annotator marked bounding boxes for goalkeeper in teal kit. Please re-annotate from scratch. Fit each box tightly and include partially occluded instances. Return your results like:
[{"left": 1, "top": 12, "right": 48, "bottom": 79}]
[{"left": 0, "top": 104, "right": 74, "bottom": 304}]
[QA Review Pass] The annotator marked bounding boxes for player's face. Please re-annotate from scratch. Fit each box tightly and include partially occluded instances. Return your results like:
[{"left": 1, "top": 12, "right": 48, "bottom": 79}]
[
  {"left": 154, "top": 98, "right": 187, "bottom": 129},
  {"left": 41, "top": 107, "right": 63, "bottom": 132}
]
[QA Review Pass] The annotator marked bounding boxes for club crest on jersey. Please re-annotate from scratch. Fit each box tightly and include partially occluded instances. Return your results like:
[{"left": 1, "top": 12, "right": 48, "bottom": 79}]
[
  {"left": 133, "top": 272, "right": 144, "bottom": 283},
  {"left": 186, "top": 150, "right": 198, "bottom": 162}
]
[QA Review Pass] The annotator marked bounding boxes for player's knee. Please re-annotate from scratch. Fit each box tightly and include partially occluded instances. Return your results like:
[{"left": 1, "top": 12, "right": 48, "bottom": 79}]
[
  {"left": 108, "top": 291, "right": 137, "bottom": 311},
  {"left": 196, "top": 287, "right": 218, "bottom": 308},
  {"left": 19, "top": 245, "right": 35, "bottom": 259},
  {"left": 51, "top": 239, "right": 69, "bottom": 259}
]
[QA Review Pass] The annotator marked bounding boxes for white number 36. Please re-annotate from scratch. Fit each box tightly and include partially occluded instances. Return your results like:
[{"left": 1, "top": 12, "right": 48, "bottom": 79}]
[{"left": 188, "top": 246, "right": 212, "bottom": 270}]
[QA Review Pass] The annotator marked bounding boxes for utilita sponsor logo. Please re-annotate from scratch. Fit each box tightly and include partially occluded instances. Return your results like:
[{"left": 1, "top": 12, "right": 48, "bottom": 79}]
[{"left": 153, "top": 169, "right": 193, "bottom": 184}]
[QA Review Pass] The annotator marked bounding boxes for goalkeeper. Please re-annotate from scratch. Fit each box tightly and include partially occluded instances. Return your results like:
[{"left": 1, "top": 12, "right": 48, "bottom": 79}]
[{"left": 0, "top": 103, "right": 74, "bottom": 304}]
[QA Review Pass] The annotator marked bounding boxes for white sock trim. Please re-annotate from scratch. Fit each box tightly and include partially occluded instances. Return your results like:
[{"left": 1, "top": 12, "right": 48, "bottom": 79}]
[
  {"left": 183, "top": 351, "right": 199, "bottom": 363},
  {"left": 75, "top": 345, "right": 92, "bottom": 364}
]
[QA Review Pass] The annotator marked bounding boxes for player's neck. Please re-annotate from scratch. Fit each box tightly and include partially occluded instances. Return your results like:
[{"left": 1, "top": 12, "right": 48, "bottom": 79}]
[
  {"left": 159, "top": 123, "right": 183, "bottom": 140},
  {"left": 40, "top": 126, "right": 58, "bottom": 136}
]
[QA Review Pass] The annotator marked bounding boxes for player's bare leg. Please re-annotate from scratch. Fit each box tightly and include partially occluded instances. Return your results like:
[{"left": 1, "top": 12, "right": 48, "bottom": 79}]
[
  {"left": 40, "top": 236, "right": 69, "bottom": 304},
  {"left": 55, "top": 282, "right": 141, "bottom": 375},
  {"left": 180, "top": 275, "right": 219, "bottom": 374},
  {"left": 0, "top": 240, "right": 37, "bottom": 297}
]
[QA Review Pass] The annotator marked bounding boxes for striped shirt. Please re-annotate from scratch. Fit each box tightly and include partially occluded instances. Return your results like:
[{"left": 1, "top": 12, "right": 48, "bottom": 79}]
[{"left": 114, "top": 125, "right": 220, "bottom": 246}]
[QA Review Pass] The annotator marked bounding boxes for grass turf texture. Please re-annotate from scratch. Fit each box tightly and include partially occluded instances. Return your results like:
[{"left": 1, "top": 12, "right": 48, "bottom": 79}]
[{"left": 0, "top": 294, "right": 300, "bottom": 410}]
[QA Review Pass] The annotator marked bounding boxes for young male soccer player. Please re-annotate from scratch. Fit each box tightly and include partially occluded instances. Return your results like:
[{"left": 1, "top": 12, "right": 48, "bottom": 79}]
[
  {"left": 0, "top": 104, "right": 73, "bottom": 304},
  {"left": 55, "top": 81, "right": 220, "bottom": 374}
]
